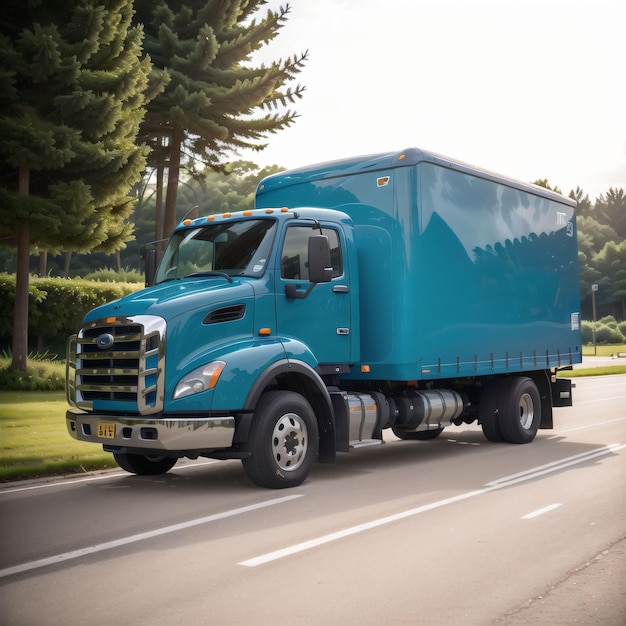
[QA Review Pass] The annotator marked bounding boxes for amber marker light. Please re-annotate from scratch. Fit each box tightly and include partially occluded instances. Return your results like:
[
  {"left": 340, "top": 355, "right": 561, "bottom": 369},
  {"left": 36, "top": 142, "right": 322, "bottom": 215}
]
[
  {"left": 258, "top": 328, "right": 271, "bottom": 336},
  {"left": 398, "top": 153, "right": 406, "bottom": 160},
  {"left": 243, "top": 211, "right": 253, "bottom": 216},
  {"left": 281, "top": 207, "right": 289, "bottom": 212},
  {"left": 106, "top": 317, "right": 117, "bottom": 323},
  {"left": 361, "top": 365, "right": 371, "bottom": 373},
  {"left": 265, "top": 208, "right": 274, "bottom": 214},
  {"left": 183, "top": 219, "right": 192, "bottom": 225},
  {"left": 223, "top": 212, "right": 231, "bottom": 218},
  {"left": 207, "top": 216, "right": 215, "bottom": 221}
]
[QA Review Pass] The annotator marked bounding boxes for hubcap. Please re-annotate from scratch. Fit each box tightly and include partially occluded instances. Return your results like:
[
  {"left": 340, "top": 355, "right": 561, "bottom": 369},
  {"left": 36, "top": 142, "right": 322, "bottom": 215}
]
[
  {"left": 518, "top": 393, "right": 534, "bottom": 430},
  {"left": 272, "top": 412, "right": 307, "bottom": 472}
]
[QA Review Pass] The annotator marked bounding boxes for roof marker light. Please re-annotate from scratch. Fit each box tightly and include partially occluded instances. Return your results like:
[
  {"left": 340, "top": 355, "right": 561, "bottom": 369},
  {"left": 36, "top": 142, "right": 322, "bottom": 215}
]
[{"left": 183, "top": 219, "right": 192, "bottom": 225}]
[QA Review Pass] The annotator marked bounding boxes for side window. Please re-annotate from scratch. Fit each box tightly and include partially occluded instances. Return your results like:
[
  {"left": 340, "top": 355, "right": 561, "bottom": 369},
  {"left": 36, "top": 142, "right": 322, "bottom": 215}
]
[{"left": 280, "top": 226, "right": 343, "bottom": 279}]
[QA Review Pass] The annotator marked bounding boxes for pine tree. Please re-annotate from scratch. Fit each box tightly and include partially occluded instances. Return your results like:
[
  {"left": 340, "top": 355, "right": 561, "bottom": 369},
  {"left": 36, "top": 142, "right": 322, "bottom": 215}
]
[
  {"left": 134, "top": 0, "right": 307, "bottom": 240},
  {"left": 0, "top": 0, "right": 151, "bottom": 370}
]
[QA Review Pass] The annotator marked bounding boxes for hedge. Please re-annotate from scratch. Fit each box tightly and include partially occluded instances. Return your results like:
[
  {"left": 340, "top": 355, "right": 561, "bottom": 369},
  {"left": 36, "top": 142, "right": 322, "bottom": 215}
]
[
  {"left": 0, "top": 274, "right": 142, "bottom": 350},
  {"left": 581, "top": 317, "right": 626, "bottom": 345}
]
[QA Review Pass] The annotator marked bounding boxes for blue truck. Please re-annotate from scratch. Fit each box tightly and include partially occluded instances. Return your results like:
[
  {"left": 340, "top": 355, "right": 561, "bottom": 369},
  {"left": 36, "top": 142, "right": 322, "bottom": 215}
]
[{"left": 66, "top": 148, "right": 582, "bottom": 488}]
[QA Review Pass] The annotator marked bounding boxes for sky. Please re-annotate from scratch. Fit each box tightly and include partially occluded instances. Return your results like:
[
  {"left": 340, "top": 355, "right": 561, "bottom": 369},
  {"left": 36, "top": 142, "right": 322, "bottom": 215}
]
[{"left": 239, "top": 0, "right": 626, "bottom": 201}]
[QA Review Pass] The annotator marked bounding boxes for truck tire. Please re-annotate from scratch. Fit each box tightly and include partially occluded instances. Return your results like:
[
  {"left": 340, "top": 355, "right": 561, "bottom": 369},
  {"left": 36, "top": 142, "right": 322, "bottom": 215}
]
[
  {"left": 113, "top": 452, "right": 177, "bottom": 475},
  {"left": 479, "top": 381, "right": 504, "bottom": 442},
  {"left": 497, "top": 376, "right": 541, "bottom": 444},
  {"left": 392, "top": 426, "right": 444, "bottom": 440},
  {"left": 242, "top": 390, "right": 318, "bottom": 489}
]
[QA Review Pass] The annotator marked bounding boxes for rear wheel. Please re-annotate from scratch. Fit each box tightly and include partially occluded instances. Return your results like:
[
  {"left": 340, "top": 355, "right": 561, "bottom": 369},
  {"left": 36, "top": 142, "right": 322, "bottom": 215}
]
[
  {"left": 497, "top": 377, "right": 541, "bottom": 444},
  {"left": 113, "top": 452, "right": 177, "bottom": 475},
  {"left": 479, "top": 377, "right": 541, "bottom": 444},
  {"left": 242, "top": 391, "right": 318, "bottom": 489}
]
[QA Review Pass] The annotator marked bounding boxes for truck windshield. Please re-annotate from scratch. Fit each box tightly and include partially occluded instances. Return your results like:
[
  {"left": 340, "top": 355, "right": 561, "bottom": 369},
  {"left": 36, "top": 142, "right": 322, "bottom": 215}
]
[{"left": 154, "top": 219, "right": 277, "bottom": 283}]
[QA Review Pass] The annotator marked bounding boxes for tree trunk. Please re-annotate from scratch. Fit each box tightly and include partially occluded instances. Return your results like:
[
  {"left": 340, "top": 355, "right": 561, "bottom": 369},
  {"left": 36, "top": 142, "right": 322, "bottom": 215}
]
[
  {"left": 155, "top": 163, "right": 164, "bottom": 242},
  {"left": 155, "top": 163, "right": 165, "bottom": 266},
  {"left": 64, "top": 250, "right": 72, "bottom": 277},
  {"left": 39, "top": 251, "right": 48, "bottom": 277},
  {"left": 163, "top": 126, "right": 183, "bottom": 240},
  {"left": 10, "top": 164, "right": 31, "bottom": 371}
]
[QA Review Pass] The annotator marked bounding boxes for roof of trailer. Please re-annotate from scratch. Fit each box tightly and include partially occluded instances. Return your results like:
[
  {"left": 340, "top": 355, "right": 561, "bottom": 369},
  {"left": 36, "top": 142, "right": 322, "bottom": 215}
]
[{"left": 257, "top": 147, "right": 576, "bottom": 207}]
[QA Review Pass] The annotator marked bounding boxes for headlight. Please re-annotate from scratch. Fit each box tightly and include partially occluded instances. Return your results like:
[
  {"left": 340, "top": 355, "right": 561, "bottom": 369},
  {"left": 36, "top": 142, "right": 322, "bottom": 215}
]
[{"left": 173, "top": 361, "right": 226, "bottom": 400}]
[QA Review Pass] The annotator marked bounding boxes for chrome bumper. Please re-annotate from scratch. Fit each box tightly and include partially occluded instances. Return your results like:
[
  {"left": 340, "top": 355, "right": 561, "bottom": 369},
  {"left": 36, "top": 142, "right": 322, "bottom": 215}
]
[{"left": 66, "top": 409, "right": 235, "bottom": 451}]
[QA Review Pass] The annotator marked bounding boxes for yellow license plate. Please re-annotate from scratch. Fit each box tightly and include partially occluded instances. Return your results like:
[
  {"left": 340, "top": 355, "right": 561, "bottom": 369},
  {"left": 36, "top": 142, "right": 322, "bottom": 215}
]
[{"left": 97, "top": 423, "right": 115, "bottom": 439}]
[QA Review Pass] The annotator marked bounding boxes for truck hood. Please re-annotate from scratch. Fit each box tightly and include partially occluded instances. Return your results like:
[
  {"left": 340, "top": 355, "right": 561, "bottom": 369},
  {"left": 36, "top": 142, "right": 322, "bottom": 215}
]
[{"left": 84, "top": 278, "right": 255, "bottom": 323}]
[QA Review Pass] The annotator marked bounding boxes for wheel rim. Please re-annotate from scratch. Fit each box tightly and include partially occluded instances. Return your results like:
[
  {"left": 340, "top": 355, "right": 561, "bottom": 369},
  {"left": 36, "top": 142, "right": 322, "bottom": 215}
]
[
  {"left": 272, "top": 412, "right": 307, "bottom": 472},
  {"left": 518, "top": 392, "right": 534, "bottom": 430}
]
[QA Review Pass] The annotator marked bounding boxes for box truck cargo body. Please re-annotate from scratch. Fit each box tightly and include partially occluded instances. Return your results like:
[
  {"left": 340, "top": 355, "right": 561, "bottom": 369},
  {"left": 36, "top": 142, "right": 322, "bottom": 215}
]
[{"left": 66, "top": 148, "right": 582, "bottom": 488}]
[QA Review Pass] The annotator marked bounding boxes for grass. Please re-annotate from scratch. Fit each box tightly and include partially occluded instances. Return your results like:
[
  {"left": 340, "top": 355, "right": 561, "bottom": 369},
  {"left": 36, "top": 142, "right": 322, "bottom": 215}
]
[
  {"left": 582, "top": 344, "right": 626, "bottom": 357},
  {"left": 0, "top": 391, "right": 116, "bottom": 482},
  {"left": 564, "top": 365, "right": 626, "bottom": 377}
]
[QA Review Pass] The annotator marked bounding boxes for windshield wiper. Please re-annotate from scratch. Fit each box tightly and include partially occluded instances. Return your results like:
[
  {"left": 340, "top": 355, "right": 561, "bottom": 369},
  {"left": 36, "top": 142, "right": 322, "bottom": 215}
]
[{"left": 184, "top": 271, "right": 233, "bottom": 283}]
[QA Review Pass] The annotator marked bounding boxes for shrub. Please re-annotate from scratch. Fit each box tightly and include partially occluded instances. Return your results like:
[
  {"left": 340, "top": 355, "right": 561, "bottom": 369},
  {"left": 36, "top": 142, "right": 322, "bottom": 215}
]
[
  {"left": 594, "top": 323, "right": 625, "bottom": 344},
  {"left": 83, "top": 267, "right": 144, "bottom": 283},
  {"left": 0, "top": 274, "right": 142, "bottom": 348},
  {"left": 0, "top": 358, "right": 65, "bottom": 391},
  {"left": 598, "top": 315, "right": 620, "bottom": 330},
  {"left": 581, "top": 320, "right": 594, "bottom": 344}
]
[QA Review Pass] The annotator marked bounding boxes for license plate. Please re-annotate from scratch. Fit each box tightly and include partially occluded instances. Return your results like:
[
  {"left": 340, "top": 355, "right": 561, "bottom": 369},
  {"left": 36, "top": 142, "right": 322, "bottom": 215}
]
[{"left": 97, "top": 423, "right": 115, "bottom": 439}]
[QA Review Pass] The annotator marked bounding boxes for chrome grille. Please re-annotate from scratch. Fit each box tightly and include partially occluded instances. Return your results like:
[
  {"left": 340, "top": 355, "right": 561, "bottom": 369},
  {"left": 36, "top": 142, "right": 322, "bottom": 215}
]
[{"left": 67, "top": 315, "right": 166, "bottom": 415}]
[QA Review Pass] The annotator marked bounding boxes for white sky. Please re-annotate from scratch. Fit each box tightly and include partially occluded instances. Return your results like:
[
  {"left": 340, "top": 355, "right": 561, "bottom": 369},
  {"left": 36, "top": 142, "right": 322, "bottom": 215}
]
[{"left": 239, "top": 0, "right": 626, "bottom": 201}]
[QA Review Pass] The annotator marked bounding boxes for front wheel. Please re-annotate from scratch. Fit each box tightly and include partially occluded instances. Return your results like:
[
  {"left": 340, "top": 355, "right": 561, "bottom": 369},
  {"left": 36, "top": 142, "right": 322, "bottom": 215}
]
[
  {"left": 242, "top": 391, "right": 318, "bottom": 489},
  {"left": 113, "top": 452, "right": 177, "bottom": 475}
]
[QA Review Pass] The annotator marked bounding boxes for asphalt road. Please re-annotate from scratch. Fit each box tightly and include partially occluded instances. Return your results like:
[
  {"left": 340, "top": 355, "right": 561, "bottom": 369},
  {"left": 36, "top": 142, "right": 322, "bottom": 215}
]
[{"left": 1, "top": 375, "right": 625, "bottom": 625}]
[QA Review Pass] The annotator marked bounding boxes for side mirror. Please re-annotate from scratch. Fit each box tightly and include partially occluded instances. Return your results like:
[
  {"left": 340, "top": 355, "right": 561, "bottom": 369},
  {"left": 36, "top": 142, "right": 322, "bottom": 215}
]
[{"left": 308, "top": 235, "right": 332, "bottom": 284}]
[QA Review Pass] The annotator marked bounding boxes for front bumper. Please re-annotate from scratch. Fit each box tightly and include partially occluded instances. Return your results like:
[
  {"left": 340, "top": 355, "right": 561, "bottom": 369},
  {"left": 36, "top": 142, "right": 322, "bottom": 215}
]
[{"left": 66, "top": 409, "right": 235, "bottom": 451}]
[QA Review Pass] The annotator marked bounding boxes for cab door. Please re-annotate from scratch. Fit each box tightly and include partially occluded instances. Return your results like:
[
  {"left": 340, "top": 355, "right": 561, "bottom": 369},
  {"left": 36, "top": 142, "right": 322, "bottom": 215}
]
[{"left": 275, "top": 224, "right": 352, "bottom": 366}]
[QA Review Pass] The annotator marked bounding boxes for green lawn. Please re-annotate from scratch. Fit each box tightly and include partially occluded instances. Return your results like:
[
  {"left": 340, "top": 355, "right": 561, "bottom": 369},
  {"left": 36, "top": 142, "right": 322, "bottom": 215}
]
[
  {"left": 582, "top": 343, "right": 626, "bottom": 356},
  {"left": 0, "top": 391, "right": 116, "bottom": 481}
]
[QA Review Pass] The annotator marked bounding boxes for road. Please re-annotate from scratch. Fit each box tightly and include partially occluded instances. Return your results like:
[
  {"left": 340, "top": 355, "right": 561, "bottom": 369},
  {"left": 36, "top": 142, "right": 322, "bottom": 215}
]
[{"left": 1, "top": 375, "right": 625, "bottom": 625}]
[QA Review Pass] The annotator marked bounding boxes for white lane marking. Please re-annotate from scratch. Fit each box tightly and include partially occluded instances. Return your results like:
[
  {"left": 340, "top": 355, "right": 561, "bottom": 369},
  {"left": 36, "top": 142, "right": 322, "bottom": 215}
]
[
  {"left": 240, "top": 489, "right": 490, "bottom": 567},
  {"left": 556, "top": 416, "right": 626, "bottom": 434},
  {"left": 575, "top": 395, "right": 626, "bottom": 404},
  {"left": 0, "top": 495, "right": 302, "bottom": 579},
  {"left": 522, "top": 503, "right": 562, "bottom": 519},
  {"left": 239, "top": 443, "right": 625, "bottom": 567},
  {"left": 485, "top": 443, "right": 625, "bottom": 488},
  {"left": 0, "top": 460, "right": 221, "bottom": 495}
]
